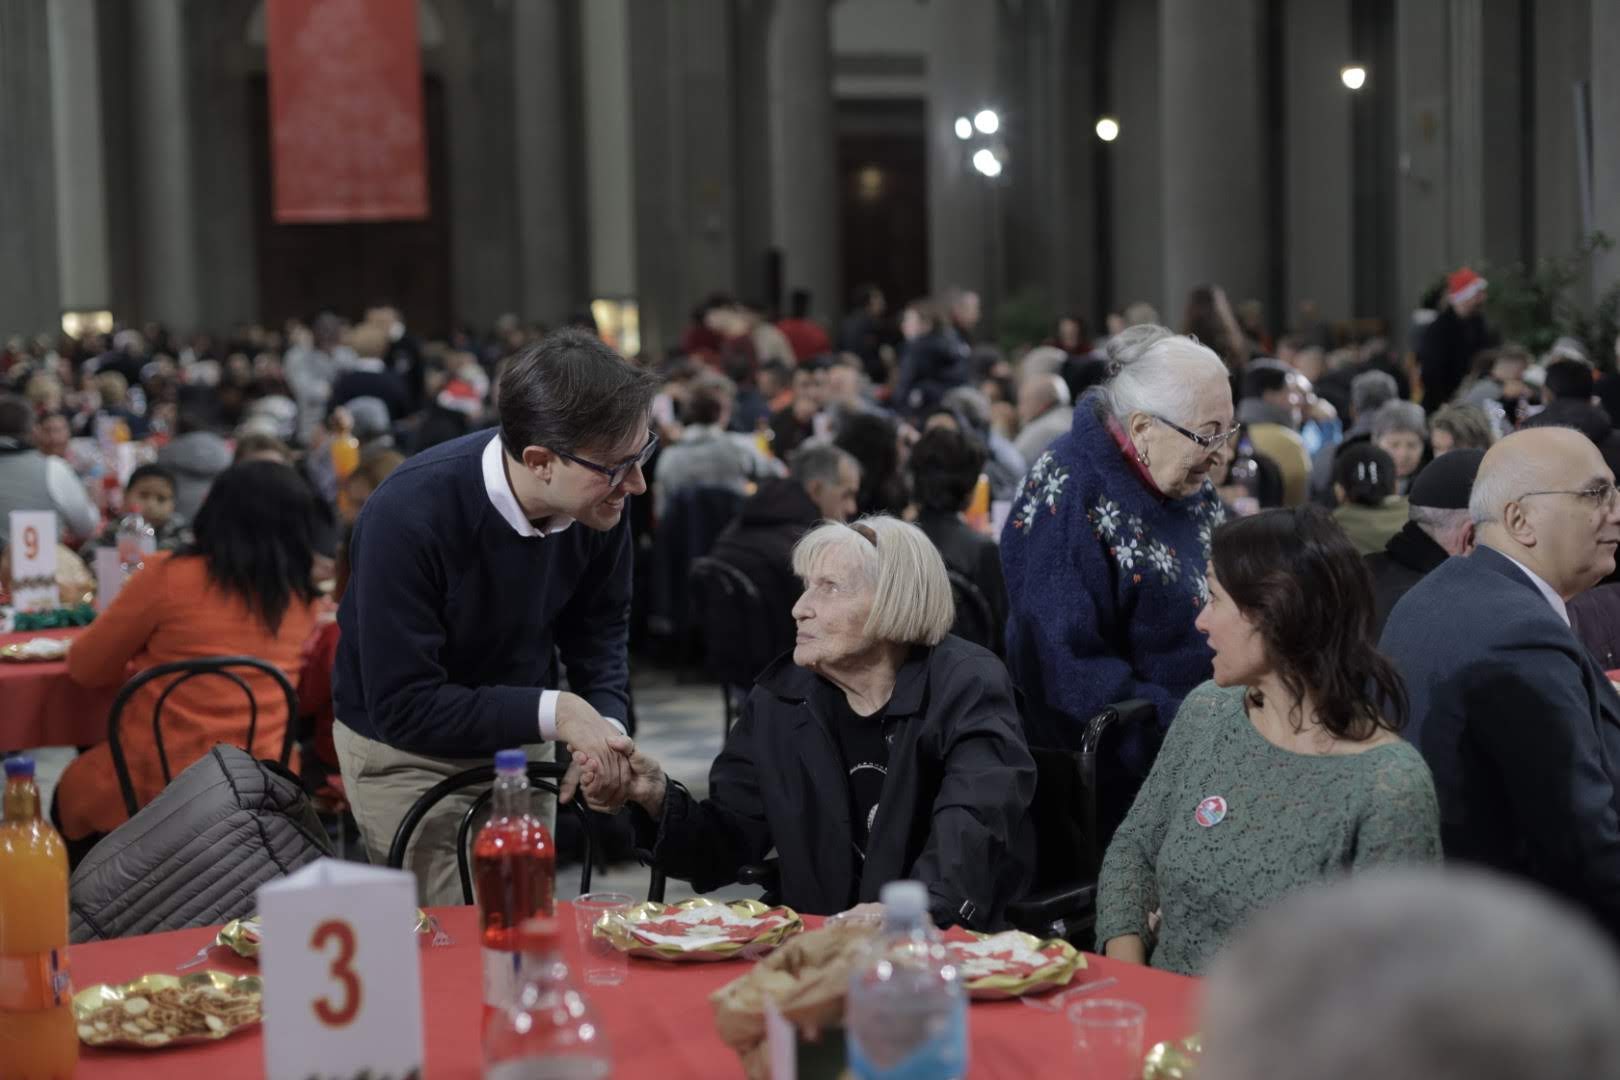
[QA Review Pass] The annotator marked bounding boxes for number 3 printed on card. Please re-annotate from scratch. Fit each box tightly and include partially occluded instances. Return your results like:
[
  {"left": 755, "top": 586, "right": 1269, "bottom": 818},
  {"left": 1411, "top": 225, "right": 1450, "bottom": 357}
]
[{"left": 311, "top": 919, "right": 362, "bottom": 1027}]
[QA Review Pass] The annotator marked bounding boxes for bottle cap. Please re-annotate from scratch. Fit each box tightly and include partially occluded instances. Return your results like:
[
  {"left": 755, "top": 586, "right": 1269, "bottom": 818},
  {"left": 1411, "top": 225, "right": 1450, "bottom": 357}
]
[
  {"left": 494, "top": 749, "right": 527, "bottom": 774},
  {"left": 4, "top": 755, "right": 35, "bottom": 780},
  {"left": 879, "top": 880, "right": 929, "bottom": 920}
]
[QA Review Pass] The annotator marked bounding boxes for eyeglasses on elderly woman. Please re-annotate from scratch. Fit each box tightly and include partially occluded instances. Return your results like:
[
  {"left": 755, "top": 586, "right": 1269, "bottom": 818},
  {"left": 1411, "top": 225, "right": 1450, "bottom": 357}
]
[{"left": 1152, "top": 415, "right": 1243, "bottom": 452}]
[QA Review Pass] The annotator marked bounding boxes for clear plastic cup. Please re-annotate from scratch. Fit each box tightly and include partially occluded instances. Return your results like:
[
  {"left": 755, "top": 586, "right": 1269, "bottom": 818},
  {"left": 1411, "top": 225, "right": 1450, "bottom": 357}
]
[
  {"left": 572, "top": 892, "right": 635, "bottom": 986},
  {"left": 1068, "top": 998, "right": 1147, "bottom": 1078}
]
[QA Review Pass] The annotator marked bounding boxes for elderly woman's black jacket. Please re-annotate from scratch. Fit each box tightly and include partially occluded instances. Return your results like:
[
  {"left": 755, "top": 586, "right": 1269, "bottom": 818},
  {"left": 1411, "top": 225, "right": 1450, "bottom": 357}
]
[{"left": 634, "top": 634, "right": 1037, "bottom": 930}]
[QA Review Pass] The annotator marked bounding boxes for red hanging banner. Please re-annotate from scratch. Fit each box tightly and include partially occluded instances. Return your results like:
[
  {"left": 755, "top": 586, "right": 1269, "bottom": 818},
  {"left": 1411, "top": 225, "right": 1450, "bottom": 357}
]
[{"left": 266, "top": 0, "right": 428, "bottom": 223}]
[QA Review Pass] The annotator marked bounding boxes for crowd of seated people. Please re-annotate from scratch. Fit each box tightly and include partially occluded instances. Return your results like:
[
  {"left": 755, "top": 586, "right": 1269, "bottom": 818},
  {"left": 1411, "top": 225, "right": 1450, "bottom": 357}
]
[{"left": 9, "top": 268, "right": 1620, "bottom": 1063}]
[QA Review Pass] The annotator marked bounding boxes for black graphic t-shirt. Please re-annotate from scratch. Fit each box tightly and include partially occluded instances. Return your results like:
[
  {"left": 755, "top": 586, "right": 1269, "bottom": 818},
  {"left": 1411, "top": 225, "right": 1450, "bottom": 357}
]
[{"left": 816, "top": 680, "right": 893, "bottom": 860}]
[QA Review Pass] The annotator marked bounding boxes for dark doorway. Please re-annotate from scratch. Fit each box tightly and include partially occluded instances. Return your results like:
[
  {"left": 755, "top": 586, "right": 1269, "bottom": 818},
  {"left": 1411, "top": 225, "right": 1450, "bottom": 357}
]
[
  {"left": 838, "top": 98, "right": 929, "bottom": 311},
  {"left": 248, "top": 75, "right": 453, "bottom": 335}
]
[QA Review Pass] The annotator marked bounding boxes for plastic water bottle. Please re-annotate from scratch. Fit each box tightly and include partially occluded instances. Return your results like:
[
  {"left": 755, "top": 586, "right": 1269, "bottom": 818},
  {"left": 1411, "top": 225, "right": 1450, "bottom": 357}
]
[
  {"left": 115, "top": 513, "right": 156, "bottom": 577},
  {"left": 473, "top": 750, "right": 556, "bottom": 1022},
  {"left": 845, "top": 881, "right": 968, "bottom": 1080},
  {"left": 482, "top": 916, "right": 610, "bottom": 1080}
]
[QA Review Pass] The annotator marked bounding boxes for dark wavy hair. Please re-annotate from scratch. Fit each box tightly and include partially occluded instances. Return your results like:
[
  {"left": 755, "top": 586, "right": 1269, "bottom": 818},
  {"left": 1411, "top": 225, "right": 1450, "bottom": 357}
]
[
  {"left": 909, "top": 426, "right": 987, "bottom": 513},
  {"left": 1210, "top": 505, "right": 1407, "bottom": 738},
  {"left": 180, "top": 461, "right": 319, "bottom": 635}
]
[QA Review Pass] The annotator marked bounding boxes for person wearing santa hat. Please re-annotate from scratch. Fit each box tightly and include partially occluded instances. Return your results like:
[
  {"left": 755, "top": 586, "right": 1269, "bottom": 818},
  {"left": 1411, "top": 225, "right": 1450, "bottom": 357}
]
[{"left": 1417, "top": 267, "right": 1499, "bottom": 416}]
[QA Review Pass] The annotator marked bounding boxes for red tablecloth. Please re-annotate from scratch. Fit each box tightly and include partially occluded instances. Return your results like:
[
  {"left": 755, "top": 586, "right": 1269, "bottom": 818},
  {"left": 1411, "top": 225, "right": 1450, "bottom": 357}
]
[
  {"left": 0, "top": 628, "right": 119, "bottom": 750},
  {"left": 71, "top": 905, "right": 1200, "bottom": 1078}
]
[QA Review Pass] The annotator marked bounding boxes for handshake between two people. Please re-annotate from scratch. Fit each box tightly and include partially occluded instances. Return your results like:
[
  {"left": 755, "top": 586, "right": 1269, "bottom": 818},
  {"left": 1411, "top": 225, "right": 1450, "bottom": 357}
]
[{"left": 554, "top": 693, "right": 668, "bottom": 818}]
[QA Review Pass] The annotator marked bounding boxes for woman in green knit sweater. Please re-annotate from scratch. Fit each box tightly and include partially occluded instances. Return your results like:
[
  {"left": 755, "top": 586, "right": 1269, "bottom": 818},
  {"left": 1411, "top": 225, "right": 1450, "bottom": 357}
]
[{"left": 1096, "top": 506, "right": 1441, "bottom": 975}]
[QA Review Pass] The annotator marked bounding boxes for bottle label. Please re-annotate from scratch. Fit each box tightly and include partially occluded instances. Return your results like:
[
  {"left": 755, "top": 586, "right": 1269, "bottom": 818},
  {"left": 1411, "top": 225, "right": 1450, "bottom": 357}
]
[
  {"left": 0, "top": 948, "right": 72, "bottom": 1011},
  {"left": 847, "top": 997, "right": 968, "bottom": 1080},
  {"left": 482, "top": 946, "right": 522, "bottom": 1011}
]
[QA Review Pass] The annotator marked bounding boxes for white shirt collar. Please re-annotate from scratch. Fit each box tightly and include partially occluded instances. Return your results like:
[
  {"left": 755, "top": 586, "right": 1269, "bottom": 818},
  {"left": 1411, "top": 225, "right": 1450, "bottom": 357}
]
[
  {"left": 481, "top": 432, "right": 573, "bottom": 538},
  {"left": 1496, "top": 548, "right": 1570, "bottom": 626}
]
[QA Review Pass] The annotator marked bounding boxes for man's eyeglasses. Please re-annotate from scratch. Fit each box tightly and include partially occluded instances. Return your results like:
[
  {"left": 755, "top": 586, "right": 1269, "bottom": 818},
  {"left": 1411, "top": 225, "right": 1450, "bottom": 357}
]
[
  {"left": 1152, "top": 415, "right": 1243, "bottom": 453},
  {"left": 1517, "top": 482, "right": 1620, "bottom": 512},
  {"left": 552, "top": 430, "right": 659, "bottom": 487}
]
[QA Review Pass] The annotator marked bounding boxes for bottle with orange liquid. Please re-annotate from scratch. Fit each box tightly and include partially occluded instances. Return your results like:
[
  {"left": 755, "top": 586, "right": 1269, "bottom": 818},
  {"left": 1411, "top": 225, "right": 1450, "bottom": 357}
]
[
  {"left": 329, "top": 412, "right": 361, "bottom": 481},
  {"left": 964, "top": 473, "right": 992, "bottom": 534},
  {"left": 473, "top": 750, "right": 556, "bottom": 1025},
  {"left": 0, "top": 755, "right": 77, "bottom": 1079}
]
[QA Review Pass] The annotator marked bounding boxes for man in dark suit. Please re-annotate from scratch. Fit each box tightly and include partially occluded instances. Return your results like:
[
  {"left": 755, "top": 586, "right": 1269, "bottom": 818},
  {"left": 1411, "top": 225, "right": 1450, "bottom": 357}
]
[{"left": 1381, "top": 427, "right": 1620, "bottom": 935}]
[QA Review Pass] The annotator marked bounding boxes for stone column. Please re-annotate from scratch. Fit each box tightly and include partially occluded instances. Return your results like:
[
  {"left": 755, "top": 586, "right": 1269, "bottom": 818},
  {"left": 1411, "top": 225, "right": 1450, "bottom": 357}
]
[
  {"left": 733, "top": 0, "right": 775, "bottom": 305},
  {"left": 1592, "top": 0, "right": 1620, "bottom": 295},
  {"left": 767, "top": 0, "right": 839, "bottom": 323},
  {"left": 512, "top": 0, "right": 582, "bottom": 324},
  {"left": 626, "top": 0, "right": 739, "bottom": 350},
  {"left": 0, "top": 0, "right": 61, "bottom": 336},
  {"left": 129, "top": 0, "right": 201, "bottom": 331},
  {"left": 926, "top": 0, "right": 997, "bottom": 298},
  {"left": 1445, "top": 0, "right": 1486, "bottom": 266},
  {"left": 1531, "top": 0, "right": 1590, "bottom": 267},
  {"left": 1393, "top": 0, "right": 1449, "bottom": 322},
  {"left": 1283, "top": 0, "right": 1353, "bottom": 322},
  {"left": 46, "top": 0, "right": 109, "bottom": 313},
  {"left": 1159, "top": 0, "right": 1267, "bottom": 321},
  {"left": 1107, "top": 0, "right": 1163, "bottom": 315}
]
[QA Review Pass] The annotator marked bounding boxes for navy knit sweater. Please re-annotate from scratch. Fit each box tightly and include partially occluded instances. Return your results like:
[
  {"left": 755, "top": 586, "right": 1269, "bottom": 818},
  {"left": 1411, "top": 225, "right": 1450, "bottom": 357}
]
[
  {"left": 1000, "top": 395, "right": 1223, "bottom": 773},
  {"left": 334, "top": 431, "right": 632, "bottom": 757}
]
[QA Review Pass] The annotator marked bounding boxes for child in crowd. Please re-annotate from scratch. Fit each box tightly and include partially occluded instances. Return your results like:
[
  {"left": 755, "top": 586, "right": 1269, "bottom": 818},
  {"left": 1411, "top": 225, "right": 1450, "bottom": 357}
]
[{"left": 90, "top": 463, "right": 192, "bottom": 553}]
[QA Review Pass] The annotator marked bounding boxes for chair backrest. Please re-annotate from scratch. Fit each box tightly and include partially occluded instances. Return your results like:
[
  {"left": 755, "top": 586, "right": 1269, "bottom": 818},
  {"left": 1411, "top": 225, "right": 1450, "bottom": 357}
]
[
  {"left": 1022, "top": 698, "right": 1159, "bottom": 892},
  {"left": 1570, "top": 582, "right": 1620, "bottom": 671},
  {"left": 650, "top": 486, "right": 746, "bottom": 636},
  {"left": 1082, "top": 698, "right": 1160, "bottom": 856},
  {"left": 384, "top": 762, "right": 593, "bottom": 905},
  {"left": 107, "top": 656, "right": 300, "bottom": 818},
  {"left": 690, "top": 555, "right": 779, "bottom": 689},
  {"left": 1246, "top": 423, "right": 1312, "bottom": 506},
  {"left": 946, "top": 569, "right": 998, "bottom": 653}
]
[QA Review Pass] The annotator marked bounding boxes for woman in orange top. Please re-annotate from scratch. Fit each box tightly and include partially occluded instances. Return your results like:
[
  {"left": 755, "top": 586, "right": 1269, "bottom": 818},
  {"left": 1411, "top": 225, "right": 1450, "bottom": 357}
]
[{"left": 54, "top": 461, "right": 322, "bottom": 848}]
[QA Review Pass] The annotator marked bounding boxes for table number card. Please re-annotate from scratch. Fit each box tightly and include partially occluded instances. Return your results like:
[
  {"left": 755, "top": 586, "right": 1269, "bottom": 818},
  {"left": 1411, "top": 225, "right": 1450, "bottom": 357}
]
[
  {"left": 8, "top": 511, "right": 58, "bottom": 612},
  {"left": 258, "top": 859, "right": 425, "bottom": 1080}
]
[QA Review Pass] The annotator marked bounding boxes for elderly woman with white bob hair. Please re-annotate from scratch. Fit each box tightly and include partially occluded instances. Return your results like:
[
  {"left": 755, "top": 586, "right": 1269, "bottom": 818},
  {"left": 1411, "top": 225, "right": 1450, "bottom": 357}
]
[
  {"left": 1000, "top": 324, "right": 1233, "bottom": 819},
  {"left": 582, "top": 514, "right": 1037, "bottom": 930}
]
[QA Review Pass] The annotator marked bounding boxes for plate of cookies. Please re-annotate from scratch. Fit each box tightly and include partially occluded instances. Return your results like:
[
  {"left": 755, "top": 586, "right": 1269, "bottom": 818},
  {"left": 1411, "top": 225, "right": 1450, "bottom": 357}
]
[{"left": 73, "top": 970, "right": 262, "bottom": 1048}]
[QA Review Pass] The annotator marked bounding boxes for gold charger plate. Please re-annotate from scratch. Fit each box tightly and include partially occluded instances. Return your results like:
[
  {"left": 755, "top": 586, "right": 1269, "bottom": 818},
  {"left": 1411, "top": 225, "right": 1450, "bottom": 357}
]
[
  {"left": 1143, "top": 1034, "right": 1203, "bottom": 1079},
  {"left": 946, "top": 930, "right": 1086, "bottom": 1000},
  {"left": 0, "top": 637, "right": 70, "bottom": 662},
  {"left": 73, "top": 970, "right": 262, "bottom": 1048},
  {"left": 594, "top": 898, "right": 804, "bottom": 961},
  {"left": 215, "top": 908, "right": 442, "bottom": 958}
]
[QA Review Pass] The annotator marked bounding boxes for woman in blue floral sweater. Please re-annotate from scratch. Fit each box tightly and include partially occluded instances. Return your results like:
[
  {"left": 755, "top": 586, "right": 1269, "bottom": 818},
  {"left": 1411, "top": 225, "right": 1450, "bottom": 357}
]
[{"left": 1001, "top": 325, "right": 1237, "bottom": 803}]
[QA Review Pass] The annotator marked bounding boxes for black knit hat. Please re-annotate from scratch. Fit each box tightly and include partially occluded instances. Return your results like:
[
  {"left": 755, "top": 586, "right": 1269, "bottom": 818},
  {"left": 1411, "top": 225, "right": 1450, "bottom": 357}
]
[{"left": 1409, "top": 448, "right": 1486, "bottom": 509}]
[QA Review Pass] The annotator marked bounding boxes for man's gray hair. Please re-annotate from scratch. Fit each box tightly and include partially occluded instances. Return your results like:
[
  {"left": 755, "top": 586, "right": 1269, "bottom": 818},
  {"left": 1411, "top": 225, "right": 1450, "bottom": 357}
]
[
  {"left": 788, "top": 439, "right": 859, "bottom": 487},
  {"left": 1097, "top": 324, "right": 1228, "bottom": 426},
  {"left": 1199, "top": 868, "right": 1620, "bottom": 1080},
  {"left": 1350, "top": 369, "right": 1399, "bottom": 419},
  {"left": 1369, "top": 399, "right": 1427, "bottom": 440},
  {"left": 1409, "top": 504, "right": 1472, "bottom": 548}
]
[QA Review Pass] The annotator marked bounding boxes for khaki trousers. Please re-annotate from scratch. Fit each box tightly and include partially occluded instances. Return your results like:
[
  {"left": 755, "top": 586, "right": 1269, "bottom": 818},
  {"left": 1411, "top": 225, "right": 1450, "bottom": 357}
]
[{"left": 333, "top": 721, "right": 557, "bottom": 906}]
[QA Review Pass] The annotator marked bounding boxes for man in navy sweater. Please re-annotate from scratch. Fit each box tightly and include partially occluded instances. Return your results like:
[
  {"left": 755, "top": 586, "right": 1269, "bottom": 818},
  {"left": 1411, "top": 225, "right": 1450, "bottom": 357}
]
[{"left": 334, "top": 328, "right": 660, "bottom": 902}]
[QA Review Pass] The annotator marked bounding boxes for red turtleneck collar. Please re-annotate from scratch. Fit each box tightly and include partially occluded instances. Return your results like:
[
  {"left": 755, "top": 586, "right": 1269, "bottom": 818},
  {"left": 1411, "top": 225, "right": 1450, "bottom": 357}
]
[{"left": 1104, "top": 412, "right": 1167, "bottom": 499}]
